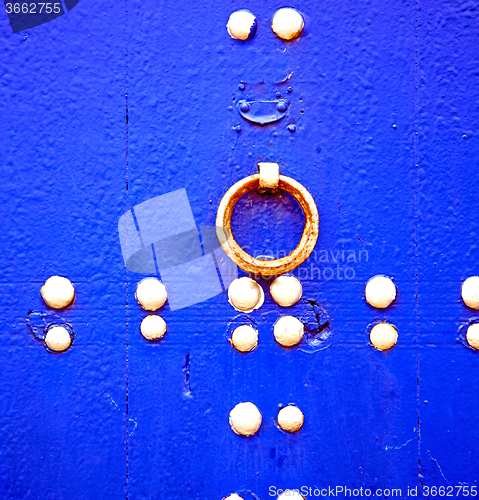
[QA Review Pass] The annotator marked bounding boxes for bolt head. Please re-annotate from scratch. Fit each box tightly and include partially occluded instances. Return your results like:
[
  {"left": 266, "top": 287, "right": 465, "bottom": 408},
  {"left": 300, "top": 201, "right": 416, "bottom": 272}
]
[
  {"left": 240, "top": 102, "right": 250, "bottom": 112},
  {"left": 276, "top": 101, "right": 288, "bottom": 112}
]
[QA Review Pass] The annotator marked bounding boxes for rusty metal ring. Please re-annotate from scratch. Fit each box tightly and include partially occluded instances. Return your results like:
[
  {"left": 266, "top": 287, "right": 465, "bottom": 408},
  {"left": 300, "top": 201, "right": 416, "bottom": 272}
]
[{"left": 216, "top": 173, "right": 319, "bottom": 276}]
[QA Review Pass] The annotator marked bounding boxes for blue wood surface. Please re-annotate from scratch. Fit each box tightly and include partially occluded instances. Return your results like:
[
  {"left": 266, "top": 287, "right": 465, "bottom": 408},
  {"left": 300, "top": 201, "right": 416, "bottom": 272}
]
[{"left": 0, "top": 0, "right": 478, "bottom": 498}]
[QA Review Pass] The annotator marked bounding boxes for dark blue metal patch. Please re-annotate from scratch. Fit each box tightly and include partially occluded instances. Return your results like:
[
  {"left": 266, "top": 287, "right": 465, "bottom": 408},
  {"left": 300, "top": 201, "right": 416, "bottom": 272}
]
[{"left": 237, "top": 99, "right": 289, "bottom": 125}]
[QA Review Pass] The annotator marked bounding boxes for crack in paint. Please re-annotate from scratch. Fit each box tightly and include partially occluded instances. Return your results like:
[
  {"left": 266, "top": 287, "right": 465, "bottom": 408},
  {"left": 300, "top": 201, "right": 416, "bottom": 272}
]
[
  {"left": 299, "top": 299, "right": 333, "bottom": 353},
  {"left": 385, "top": 437, "right": 415, "bottom": 451},
  {"left": 183, "top": 353, "right": 192, "bottom": 396},
  {"left": 427, "top": 450, "right": 448, "bottom": 483},
  {"left": 106, "top": 394, "right": 137, "bottom": 438}
]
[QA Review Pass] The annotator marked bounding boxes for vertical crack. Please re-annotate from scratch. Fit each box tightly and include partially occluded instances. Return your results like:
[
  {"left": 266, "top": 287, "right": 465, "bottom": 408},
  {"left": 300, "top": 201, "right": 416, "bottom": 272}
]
[
  {"left": 183, "top": 353, "right": 192, "bottom": 396},
  {"left": 125, "top": 0, "right": 130, "bottom": 497},
  {"left": 414, "top": 0, "right": 423, "bottom": 486}
]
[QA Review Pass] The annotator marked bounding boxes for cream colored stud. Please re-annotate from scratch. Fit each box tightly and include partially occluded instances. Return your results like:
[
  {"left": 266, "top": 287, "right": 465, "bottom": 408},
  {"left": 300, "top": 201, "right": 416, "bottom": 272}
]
[
  {"left": 274, "top": 316, "right": 304, "bottom": 347},
  {"left": 41, "top": 276, "right": 75, "bottom": 309},
  {"left": 271, "top": 8, "right": 304, "bottom": 40},
  {"left": 277, "top": 405, "right": 304, "bottom": 433},
  {"left": 136, "top": 278, "right": 168, "bottom": 311},
  {"left": 462, "top": 276, "right": 479, "bottom": 309},
  {"left": 231, "top": 325, "right": 258, "bottom": 352},
  {"left": 270, "top": 275, "right": 302, "bottom": 307},
  {"left": 140, "top": 315, "right": 167, "bottom": 341},
  {"left": 365, "top": 275, "right": 396, "bottom": 309},
  {"left": 466, "top": 323, "right": 479, "bottom": 350},
  {"left": 370, "top": 322, "right": 398, "bottom": 351},
  {"left": 45, "top": 326, "right": 72, "bottom": 352},
  {"left": 228, "top": 277, "right": 264, "bottom": 312},
  {"left": 229, "top": 402, "right": 262, "bottom": 436},
  {"left": 227, "top": 10, "right": 257, "bottom": 41}
]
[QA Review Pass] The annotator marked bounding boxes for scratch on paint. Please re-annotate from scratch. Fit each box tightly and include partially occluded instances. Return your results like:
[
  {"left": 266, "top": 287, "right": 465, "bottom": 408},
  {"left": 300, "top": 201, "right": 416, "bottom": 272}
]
[
  {"left": 128, "top": 418, "right": 138, "bottom": 436},
  {"left": 106, "top": 394, "right": 138, "bottom": 437},
  {"left": 385, "top": 428, "right": 416, "bottom": 451},
  {"left": 107, "top": 395, "right": 120, "bottom": 411},
  {"left": 427, "top": 450, "right": 448, "bottom": 483},
  {"left": 385, "top": 437, "right": 415, "bottom": 451}
]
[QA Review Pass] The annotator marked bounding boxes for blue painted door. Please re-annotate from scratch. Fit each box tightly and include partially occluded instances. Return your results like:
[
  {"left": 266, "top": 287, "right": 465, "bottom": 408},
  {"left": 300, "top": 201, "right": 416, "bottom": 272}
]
[{"left": 1, "top": 0, "right": 478, "bottom": 498}]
